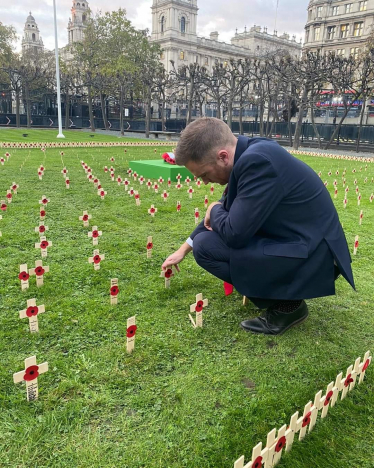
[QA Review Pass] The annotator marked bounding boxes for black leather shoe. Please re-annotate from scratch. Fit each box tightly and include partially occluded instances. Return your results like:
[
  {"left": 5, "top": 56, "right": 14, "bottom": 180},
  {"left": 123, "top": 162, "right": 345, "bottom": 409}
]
[{"left": 240, "top": 300, "right": 309, "bottom": 335}]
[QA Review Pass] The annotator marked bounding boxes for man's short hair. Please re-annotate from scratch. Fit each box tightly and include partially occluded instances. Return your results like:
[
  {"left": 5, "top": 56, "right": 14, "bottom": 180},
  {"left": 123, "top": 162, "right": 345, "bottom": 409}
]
[{"left": 175, "top": 117, "right": 236, "bottom": 166}]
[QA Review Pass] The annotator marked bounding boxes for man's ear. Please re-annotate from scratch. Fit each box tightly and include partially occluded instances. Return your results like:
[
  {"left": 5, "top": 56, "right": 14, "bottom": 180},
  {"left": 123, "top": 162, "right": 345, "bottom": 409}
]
[{"left": 217, "top": 149, "right": 229, "bottom": 165}]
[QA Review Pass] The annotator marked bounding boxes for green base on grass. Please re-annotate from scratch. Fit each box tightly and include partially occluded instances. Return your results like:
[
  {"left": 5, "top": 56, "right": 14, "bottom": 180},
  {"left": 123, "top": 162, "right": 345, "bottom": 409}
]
[{"left": 129, "top": 159, "right": 193, "bottom": 181}]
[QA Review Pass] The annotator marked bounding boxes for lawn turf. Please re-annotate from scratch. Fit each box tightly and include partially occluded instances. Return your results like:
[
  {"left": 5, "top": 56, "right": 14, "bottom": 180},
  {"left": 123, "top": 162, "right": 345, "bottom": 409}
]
[{"left": 0, "top": 136, "right": 373, "bottom": 468}]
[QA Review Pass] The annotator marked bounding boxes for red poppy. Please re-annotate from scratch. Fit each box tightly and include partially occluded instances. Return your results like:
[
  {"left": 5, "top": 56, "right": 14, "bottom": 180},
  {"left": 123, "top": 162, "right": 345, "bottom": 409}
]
[
  {"left": 38, "top": 171, "right": 42, "bottom": 176},
  {"left": 12, "top": 185, "right": 17, "bottom": 190},
  {"left": 18, "top": 271, "right": 30, "bottom": 281},
  {"left": 24, "top": 365, "right": 39, "bottom": 381},
  {"left": 94, "top": 179, "right": 98, "bottom": 184},
  {"left": 93, "top": 255, "right": 101, "bottom": 264},
  {"left": 92, "top": 230, "right": 99, "bottom": 238},
  {"left": 88, "top": 175, "right": 93, "bottom": 179},
  {"left": 6, "top": 193, "right": 12, "bottom": 199},
  {"left": 127, "top": 324, "right": 137, "bottom": 337},
  {"left": 147, "top": 242, "right": 153, "bottom": 250},
  {"left": 195, "top": 300, "right": 204, "bottom": 312},
  {"left": 362, "top": 359, "right": 371, "bottom": 372},
  {"left": 165, "top": 268, "right": 173, "bottom": 278},
  {"left": 150, "top": 207, "right": 155, "bottom": 213},
  {"left": 177, "top": 204, "right": 181, "bottom": 210},
  {"left": 42, "top": 198, "right": 48, "bottom": 204},
  {"left": 302, "top": 411, "right": 312, "bottom": 428},
  {"left": 275, "top": 436, "right": 286, "bottom": 452},
  {"left": 195, "top": 212, "right": 199, "bottom": 218},
  {"left": 40, "top": 210, "right": 46, "bottom": 217},
  {"left": 40, "top": 240, "right": 49, "bottom": 249},
  {"left": 324, "top": 390, "right": 334, "bottom": 406},
  {"left": 344, "top": 374, "right": 354, "bottom": 387},
  {"left": 98, "top": 184, "right": 102, "bottom": 189},
  {"left": 26, "top": 306, "right": 39, "bottom": 317},
  {"left": 110, "top": 285, "right": 119, "bottom": 296},
  {"left": 100, "top": 191, "right": 105, "bottom": 197},
  {"left": 40, "top": 166, "right": 44, "bottom": 171},
  {"left": 135, "top": 194, "right": 139, "bottom": 199},
  {"left": 39, "top": 225, "right": 46, "bottom": 233},
  {"left": 252, "top": 456, "right": 263, "bottom": 468},
  {"left": 66, "top": 179, "right": 70, "bottom": 184},
  {"left": 35, "top": 266, "right": 45, "bottom": 276},
  {"left": 83, "top": 214, "right": 89, "bottom": 221}
]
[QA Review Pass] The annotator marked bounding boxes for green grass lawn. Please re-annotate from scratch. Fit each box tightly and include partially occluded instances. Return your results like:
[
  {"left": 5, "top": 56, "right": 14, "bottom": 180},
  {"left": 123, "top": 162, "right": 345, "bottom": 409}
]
[
  {"left": 0, "top": 128, "right": 146, "bottom": 143},
  {"left": 0, "top": 140, "right": 373, "bottom": 467}
]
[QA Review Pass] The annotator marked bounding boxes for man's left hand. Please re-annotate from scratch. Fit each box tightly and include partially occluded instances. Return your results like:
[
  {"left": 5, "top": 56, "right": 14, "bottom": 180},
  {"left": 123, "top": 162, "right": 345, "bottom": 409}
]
[{"left": 204, "top": 202, "right": 221, "bottom": 231}]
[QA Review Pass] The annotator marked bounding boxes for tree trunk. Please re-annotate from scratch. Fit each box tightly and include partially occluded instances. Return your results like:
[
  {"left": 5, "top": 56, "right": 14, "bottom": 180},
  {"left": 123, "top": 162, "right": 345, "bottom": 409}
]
[
  {"left": 25, "top": 85, "right": 31, "bottom": 128},
  {"left": 15, "top": 90, "right": 20, "bottom": 128},
  {"left": 161, "top": 94, "right": 166, "bottom": 130},
  {"left": 287, "top": 98, "right": 293, "bottom": 147},
  {"left": 307, "top": 95, "right": 321, "bottom": 148},
  {"left": 199, "top": 100, "right": 203, "bottom": 118},
  {"left": 259, "top": 99, "right": 264, "bottom": 136},
  {"left": 324, "top": 104, "right": 353, "bottom": 149},
  {"left": 216, "top": 95, "right": 221, "bottom": 120},
  {"left": 187, "top": 79, "right": 194, "bottom": 124},
  {"left": 100, "top": 91, "right": 109, "bottom": 130},
  {"left": 293, "top": 87, "right": 308, "bottom": 150},
  {"left": 145, "top": 86, "right": 152, "bottom": 139},
  {"left": 65, "top": 91, "right": 70, "bottom": 130},
  {"left": 356, "top": 98, "right": 366, "bottom": 153},
  {"left": 119, "top": 85, "right": 124, "bottom": 136},
  {"left": 87, "top": 86, "right": 95, "bottom": 132}
]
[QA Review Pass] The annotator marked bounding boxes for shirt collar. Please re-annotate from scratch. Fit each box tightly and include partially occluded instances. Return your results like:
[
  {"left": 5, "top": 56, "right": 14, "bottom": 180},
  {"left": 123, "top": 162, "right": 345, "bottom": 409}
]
[{"left": 234, "top": 136, "right": 249, "bottom": 165}]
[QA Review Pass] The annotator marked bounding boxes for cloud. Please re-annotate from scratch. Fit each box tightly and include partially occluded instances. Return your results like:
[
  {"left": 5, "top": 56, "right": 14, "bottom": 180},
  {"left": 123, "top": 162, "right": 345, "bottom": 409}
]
[{"left": 2, "top": 0, "right": 307, "bottom": 52}]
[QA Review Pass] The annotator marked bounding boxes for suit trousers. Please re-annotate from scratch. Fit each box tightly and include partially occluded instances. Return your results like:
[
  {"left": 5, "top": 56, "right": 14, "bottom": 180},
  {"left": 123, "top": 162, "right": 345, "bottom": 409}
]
[{"left": 193, "top": 231, "right": 279, "bottom": 309}]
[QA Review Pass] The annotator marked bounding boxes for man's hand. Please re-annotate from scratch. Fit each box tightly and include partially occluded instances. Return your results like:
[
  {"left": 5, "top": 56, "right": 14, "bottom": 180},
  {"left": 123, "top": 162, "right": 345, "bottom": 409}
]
[
  {"left": 204, "top": 202, "right": 222, "bottom": 231},
  {"left": 161, "top": 243, "right": 192, "bottom": 273}
]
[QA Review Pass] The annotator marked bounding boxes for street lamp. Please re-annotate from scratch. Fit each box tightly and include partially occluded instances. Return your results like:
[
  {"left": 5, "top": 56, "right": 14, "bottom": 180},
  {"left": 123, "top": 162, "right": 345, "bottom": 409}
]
[{"left": 53, "top": 0, "right": 65, "bottom": 138}]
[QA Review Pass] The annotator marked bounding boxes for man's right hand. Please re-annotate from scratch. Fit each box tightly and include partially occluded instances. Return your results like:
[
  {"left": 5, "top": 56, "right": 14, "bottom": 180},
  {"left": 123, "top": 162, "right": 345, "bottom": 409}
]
[{"left": 161, "top": 243, "right": 192, "bottom": 272}]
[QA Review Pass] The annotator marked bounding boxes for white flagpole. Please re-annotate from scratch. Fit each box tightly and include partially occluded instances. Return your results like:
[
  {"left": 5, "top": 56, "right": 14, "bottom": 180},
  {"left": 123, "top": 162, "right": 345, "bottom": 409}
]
[{"left": 53, "top": 0, "right": 65, "bottom": 138}]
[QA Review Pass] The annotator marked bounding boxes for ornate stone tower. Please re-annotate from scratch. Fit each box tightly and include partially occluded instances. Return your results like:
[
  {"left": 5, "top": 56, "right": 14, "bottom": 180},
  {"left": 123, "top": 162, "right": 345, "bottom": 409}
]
[
  {"left": 22, "top": 12, "right": 44, "bottom": 54},
  {"left": 68, "top": 0, "right": 89, "bottom": 44},
  {"left": 151, "top": 0, "right": 199, "bottom": 71}
]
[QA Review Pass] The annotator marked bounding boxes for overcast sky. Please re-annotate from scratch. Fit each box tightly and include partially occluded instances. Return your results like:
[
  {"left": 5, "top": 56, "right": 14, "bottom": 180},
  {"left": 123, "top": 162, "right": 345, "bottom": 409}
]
[{"left": 2, "top": 0, "right": 308, "bottom": 51}]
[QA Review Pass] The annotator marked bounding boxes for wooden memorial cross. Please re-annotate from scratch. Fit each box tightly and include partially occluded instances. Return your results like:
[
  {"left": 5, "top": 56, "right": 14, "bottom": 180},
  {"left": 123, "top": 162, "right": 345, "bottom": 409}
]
[
  {"left": 185, "top": 176, "right": 191, "bottom": 186},
  {"left": 98, "top": 188, "right": 107, "bottom": 199},
  {"left": 19, "top": 298, "right": 46, "bottom": 333},
  {"left": 210, "top": 185, "right": 214, "bottom": 195},
  {"left": 175, "top": 182, "right": 183, "bottom": 190},
  {"left": 134, "top": 191, "right": 141, "bottom": 205},
  {"left": 188, "top": 187, "right": 194, "bottom": 199},
  {"left": 88, "top": 226, "right": 102, "bottom": 245},
  {"left": 6, "top": 189, "right": 13, "bottom": 203},
  {"left": 176, "top": 173, "right": 182, "bottom": 181},
  {"left": 126, "top": 316, "right": 137, "bottom": 354},
  {"left": 29, "top": 260, "right": 50, "bottom": 287},
  {"left": 93, "top": 178, "right": 100, "bottom": 189},
  {"left": 13, "top": 356, "right": 48, "bottom": 401},
  {"left": 359, "top": 210, "right": 363, "bottom": 225},
  {"left": 79, "top": 211, "right": 92, "bottom": 227},
  {"left": 104, "top": 165, "right": 108, "bottom": 173},
  {"left": 139, "top": 176, "right": 145, "bottom": 185},
  {"left": 153, "top": 183, "right": 159, "bottom": 193},
  {"left": 0, "top": 214, "right": 2, "bottom": 238},
  {"left": 38, "top": 169, "right": 43, "bottom": 180},
  {"left": 61, "top": 167, "right": 68, "bottom": 177},
  {"left": 370, "top": 193, "right": 374, "bottom": 203},
  {"left": 189, "top": 293, "right": 208, "bottom": 328},
  {"left": 11, "top": 182, "right": 19, "bottom": 194},
  {"left": 117, "top": 176, "right": 122, "bottom": 185},
  {"left": 35, "top": 236, "right": 52, "bottom": 258},
  {"left": 146, "top": 236, "right": 153, "bottom": 258},
  {"left": 88, "top": 249, "right": 105, "bottom": 270},
  {"left": 161, "top": 190, "right": 169, "bottom": 202},
  {"left": 158, "top": 177, "right": 164, "bottom": 185},
  {"left": 204, "top": 195, "right": 209, "bottom": 208},
  {"left": 133, "top": 172, "right": 138, "bottom": 182},
  {"left": 146, "top": 179, "right": 152, "bottom": 190},
  {"left": 196, "top": 179, "right": 202, "bottom": 188},
  {"left": 168, "top": 178, "right": 171, "bottom": 188},
  {"left": 123, "top": 178, "right": 130, "bottom": 191},
  {"left": 148, "top": 205, "right": 158, "bottom": 217},
  {"left": 39, "top": 195, "right": 50, "bottom": 206},
  {"left": 129, "top": 187, "right": 135, "bottom": 197},
  {"left": 160, "top": 266, "right": 175, "bottom": 288},
  {"left": 176, "top": 201, "right": 181, "bottom": 212},
  {"left": 193, "top": 208, "right": 200, "bottom": 225},
  {"left": 110, "top": 278, "right": 119, "bottom": 305},
  {"left": 1, "top": 200, "right": 7, "bottom": 212},
  {"left": 110, "top": 172, "right": 115, "bottom": 182},
  {"left": 343, "top": 197, "right": 348, "bottom": 209},
  {"left": 353, "top": 235, "right": 359, "bottom": 255},
  {"left": 19, "top": 263, "right": 30, "bottom": 290},
  {"left": 357, "top": 193, "right": 361, "bottom": 205},
  {"left": 35, "top": 222, "right": 48, "bottom": 237},
  {"left": 65, "top": 178, "right": 70, "bottom": 189}
]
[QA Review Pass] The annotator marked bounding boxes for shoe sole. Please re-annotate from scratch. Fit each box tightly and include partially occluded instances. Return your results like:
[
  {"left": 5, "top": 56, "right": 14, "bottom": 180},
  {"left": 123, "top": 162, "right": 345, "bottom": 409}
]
[{"left": 241, "top": 311, "right": 309, "bottom": 336}]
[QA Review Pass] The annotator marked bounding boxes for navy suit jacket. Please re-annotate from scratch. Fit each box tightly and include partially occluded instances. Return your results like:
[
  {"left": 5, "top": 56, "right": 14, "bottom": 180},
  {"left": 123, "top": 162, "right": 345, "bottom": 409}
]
[{"left": 190, "top": 136, "right": 354, "bottom": 300}]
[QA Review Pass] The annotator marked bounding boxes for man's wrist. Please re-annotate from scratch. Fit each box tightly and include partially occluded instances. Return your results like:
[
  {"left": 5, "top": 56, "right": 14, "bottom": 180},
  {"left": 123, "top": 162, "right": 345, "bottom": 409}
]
[{"left": 179, "top": 241, "right": 193, "bottom": 255}]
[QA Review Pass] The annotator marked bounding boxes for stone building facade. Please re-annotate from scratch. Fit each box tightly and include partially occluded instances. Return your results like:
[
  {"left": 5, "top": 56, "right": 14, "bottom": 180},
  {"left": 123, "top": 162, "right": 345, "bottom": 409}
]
[
  {"left": 21, "top": 12, "right": 44, "bottom": 54},
  {"left": 150, "top": 0, "right": 302, "bottom": 74}
]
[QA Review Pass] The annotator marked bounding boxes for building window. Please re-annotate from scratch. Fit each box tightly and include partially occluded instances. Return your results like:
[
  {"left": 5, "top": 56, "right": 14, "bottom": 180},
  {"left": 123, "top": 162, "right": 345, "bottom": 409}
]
[
  {"left": 340, "top": 24, "right": 349, "bottom": 38},
  {"left": 317, "top": 6, "right": 323, "bottom": 17},
  {"left": 205, "top": 56, "right": 208, "bottom": 65},
  {"left": 32, "top": 33, "right": 36, "bottom": 41},
  {"left": 350, "top": 47, "right": 359, "bottom": 59},
  {"left": 161, "top": 16, "right": 165, "bottom": 33},
  {"left": 337, "top": 49, "right": 345, "bottom": 57},
  {"left": 332, "top": 6, "right": 339, "bottom": 16},
  {"left": 359, "top": 1, "right": 367, "bottom": 11},
  {"left": 314, "top": 26, "right": 321, "bottom": 41},
  {"left": 305, "top": 28, "right": 310, "bottom": 43},
  {"left": 82, "top": 14, "right": 86, "bottom": 22},
  {"left": 160, "top": 52, "right": 165, "bottom": 60},
  {"left": 327, "top": 26, "right": 336, "bottom": 40},
  {"left": 354, "top": 22, "right": 364, "bottom": 37},
  {"left": 181, "top": 16, "right": 186, "bottom": 33},
  {"left": 180, "top": 51, "right": 185, "bottom": 60},
  {"left": 345, "top": 3, "right": 352, "bottom": 13}
]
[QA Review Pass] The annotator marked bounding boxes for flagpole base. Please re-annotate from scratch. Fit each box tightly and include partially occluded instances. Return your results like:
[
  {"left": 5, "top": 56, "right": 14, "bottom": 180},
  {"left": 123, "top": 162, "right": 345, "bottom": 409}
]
[{"left": 57, "top": 134, "right": 65, "bottom": 138}]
